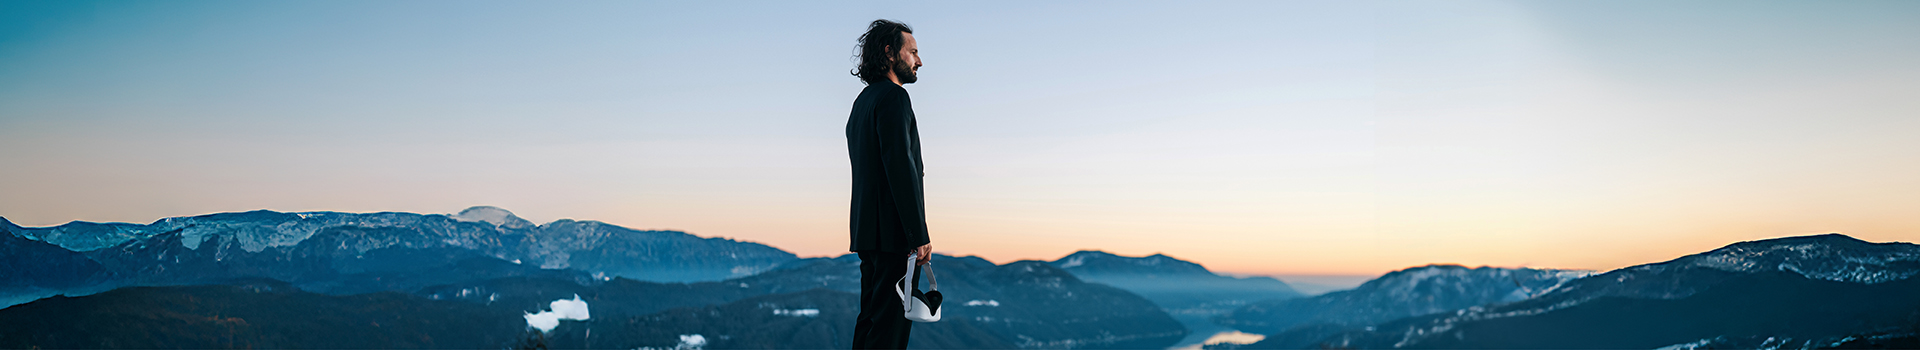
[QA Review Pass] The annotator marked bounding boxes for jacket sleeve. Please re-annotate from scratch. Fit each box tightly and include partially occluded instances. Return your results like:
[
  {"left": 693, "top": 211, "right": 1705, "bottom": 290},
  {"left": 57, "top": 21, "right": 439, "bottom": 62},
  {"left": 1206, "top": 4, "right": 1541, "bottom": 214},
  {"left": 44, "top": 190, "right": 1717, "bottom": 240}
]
[{"left": 875, "top": 89, "right": 931, "bottom": 248}]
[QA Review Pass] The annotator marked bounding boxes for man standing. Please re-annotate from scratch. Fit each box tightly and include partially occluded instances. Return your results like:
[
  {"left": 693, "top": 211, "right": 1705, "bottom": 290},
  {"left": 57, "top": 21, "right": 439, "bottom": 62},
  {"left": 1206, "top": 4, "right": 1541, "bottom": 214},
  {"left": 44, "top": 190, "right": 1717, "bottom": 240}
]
[{"left": 845, "top": 19, "right": 931, "bottom": 350}]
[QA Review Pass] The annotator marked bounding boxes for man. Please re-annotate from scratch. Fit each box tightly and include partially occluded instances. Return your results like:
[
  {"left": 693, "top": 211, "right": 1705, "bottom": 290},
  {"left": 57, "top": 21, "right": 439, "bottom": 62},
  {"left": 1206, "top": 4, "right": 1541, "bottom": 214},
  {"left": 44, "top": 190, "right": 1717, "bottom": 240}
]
[{"left": 844, "top": 19, "right": 931, "bottom": 350}]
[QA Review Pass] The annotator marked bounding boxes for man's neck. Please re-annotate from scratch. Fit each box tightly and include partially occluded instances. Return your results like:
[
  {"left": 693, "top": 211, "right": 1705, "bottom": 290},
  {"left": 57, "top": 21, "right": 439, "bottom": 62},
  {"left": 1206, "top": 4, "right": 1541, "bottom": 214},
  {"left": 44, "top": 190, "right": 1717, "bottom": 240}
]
[{"left": 886, "top": 72, "right": 902, "bottom": 86}]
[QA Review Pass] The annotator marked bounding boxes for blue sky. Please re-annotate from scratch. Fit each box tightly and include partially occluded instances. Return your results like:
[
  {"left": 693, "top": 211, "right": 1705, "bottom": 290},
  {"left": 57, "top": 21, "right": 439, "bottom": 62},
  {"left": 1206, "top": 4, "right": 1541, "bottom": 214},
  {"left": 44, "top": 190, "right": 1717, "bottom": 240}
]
[{"left": 3, "top": 1, "right": 1917, "bottom": 275}]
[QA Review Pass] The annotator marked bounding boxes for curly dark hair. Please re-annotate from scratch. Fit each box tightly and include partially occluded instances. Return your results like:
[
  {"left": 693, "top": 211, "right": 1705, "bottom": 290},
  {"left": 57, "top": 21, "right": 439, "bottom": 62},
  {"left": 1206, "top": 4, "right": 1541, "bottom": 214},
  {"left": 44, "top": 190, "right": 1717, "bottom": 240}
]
[{"left": 851, "top": 19, "right": 914, "bottom": 85}]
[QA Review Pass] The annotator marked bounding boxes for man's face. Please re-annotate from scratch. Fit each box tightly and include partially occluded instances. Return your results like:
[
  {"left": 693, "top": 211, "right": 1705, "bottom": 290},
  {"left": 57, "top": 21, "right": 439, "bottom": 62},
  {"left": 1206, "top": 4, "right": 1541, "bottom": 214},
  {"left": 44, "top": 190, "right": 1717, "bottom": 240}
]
[{"left": 892, "top": 32, "right": 921, "bottom": 84}]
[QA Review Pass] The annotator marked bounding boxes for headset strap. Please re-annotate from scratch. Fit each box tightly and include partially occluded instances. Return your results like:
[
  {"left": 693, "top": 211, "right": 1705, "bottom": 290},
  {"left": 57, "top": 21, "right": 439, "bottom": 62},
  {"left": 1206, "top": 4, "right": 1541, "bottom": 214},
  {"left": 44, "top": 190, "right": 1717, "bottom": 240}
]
[
  {"left": 897, "top": 254, "right": 940, "bottom": 308},
  {"left": 898, "top": 254, "right": 915, "bottom": 309},
  {"left": 923, "top": 261, "right": 938, "bottom": 291}
]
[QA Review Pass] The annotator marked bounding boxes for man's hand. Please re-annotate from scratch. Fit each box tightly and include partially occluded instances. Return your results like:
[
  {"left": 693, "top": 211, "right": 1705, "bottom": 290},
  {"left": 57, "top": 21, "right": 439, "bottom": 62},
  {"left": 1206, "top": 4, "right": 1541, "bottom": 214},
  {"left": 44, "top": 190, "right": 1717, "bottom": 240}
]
[{"left": 915, "top": 244, "right": 932, "bottom": 265}]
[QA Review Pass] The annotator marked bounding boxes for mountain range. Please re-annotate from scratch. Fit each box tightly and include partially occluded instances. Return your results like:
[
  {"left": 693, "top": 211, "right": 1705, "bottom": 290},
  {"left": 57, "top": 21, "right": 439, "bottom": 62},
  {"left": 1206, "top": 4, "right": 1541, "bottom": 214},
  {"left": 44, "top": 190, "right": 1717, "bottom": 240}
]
[
  {"left": 1, "top": 206, "right": 798, "bottom": 291},
  {"left": 1220, "top": 234, "right": 1920, "bottom": 349},
  {"left": 503, "top": 254, "right": 1189, "bottom": 349},
  {"left": 5, "top": 208, "right": 1919, "bottom": 349},
  {"left": 0, "top": 252, "right": 1188, "bottom": 349},
  {"left": 1209, "top": 264, "right": 1590, "bottom": 348},
  {"left": 0, "top": 207, "right": 1189, "bottom": 349}
]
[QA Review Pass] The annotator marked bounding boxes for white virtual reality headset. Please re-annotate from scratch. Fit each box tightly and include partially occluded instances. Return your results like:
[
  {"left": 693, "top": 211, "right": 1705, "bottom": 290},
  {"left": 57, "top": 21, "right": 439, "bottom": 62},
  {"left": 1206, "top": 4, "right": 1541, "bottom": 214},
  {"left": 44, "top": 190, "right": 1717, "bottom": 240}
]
[{"left": 898, "top": 253, "right": 943, "bottom": 322}]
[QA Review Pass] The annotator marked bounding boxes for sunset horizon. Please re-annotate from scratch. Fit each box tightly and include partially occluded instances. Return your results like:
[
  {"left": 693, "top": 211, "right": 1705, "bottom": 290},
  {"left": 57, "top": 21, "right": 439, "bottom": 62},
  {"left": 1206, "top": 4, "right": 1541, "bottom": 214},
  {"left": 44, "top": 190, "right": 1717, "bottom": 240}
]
[{"left": 1, "top": 204, "right": 1902, "bottom": 278}]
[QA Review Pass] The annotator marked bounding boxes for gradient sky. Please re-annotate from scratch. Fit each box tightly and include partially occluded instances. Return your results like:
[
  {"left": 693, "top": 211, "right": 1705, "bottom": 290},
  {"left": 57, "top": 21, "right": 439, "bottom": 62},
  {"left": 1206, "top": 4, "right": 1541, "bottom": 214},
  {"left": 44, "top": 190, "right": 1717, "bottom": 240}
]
[{"left": 3, "top": 1, "right": 1917, "bottom": 277}]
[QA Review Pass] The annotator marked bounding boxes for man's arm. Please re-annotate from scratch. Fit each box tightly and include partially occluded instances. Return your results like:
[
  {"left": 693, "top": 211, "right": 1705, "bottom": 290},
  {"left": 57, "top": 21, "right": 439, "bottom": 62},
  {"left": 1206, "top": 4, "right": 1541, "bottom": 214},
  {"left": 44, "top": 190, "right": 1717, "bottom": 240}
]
[{"left": 875, "top": 89, "right": 931, "bottom": 250}]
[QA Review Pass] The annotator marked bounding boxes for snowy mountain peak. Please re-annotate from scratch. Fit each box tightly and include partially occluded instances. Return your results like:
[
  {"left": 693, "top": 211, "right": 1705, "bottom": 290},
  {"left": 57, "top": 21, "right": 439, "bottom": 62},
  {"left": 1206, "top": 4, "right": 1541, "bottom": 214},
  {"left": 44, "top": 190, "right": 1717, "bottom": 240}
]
[
  {"left": 451, "top": 206, "right": 533, "bottom": 229},
  {"left": 1217, "top": 263, "right": 1589, "bottom": 334},
  {"left": 1366, "top": 264, "right": 1467, "bottom": 290},
  {"left": 1053, "top": 250, "right": 1118, "bottom": 268},
  {"left": 2, "top": 218, "right": 156, "bottom": 252},
  {"left": 1653, "top": 233, "right": 1920, "bottom": 284},
  {"left": 1049, "top": 250, "right": 1213, "bottom": 276},
  {"left": 1355, "top": 264, "right": 1594, "bottom": 302}
]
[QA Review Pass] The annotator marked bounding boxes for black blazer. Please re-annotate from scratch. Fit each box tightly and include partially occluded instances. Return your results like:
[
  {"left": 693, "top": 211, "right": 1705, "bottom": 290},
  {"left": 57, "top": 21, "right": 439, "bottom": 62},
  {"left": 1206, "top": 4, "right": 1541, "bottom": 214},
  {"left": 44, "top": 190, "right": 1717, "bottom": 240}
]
[{"left": 845, "top": 83, "right": 930, "bottom": 253}]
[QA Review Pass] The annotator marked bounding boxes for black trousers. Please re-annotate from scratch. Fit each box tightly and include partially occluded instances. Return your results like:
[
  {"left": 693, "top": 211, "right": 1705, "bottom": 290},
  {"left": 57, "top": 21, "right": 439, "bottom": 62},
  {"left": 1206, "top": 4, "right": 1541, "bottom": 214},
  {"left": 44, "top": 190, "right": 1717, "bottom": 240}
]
[{"left": 852, "top": 250, "right": 912, "bottom": 349}]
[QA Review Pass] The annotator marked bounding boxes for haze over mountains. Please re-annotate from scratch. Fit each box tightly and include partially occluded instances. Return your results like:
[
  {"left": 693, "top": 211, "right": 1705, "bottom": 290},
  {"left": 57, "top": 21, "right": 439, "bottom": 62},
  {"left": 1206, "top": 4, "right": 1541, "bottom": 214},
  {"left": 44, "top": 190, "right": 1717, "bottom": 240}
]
[
  {"left": 4, "top": 207, "right": 1918, "bottom": 349},
  {"left": 1047, "top": 250, "right": 1309, "bottom": 349}
]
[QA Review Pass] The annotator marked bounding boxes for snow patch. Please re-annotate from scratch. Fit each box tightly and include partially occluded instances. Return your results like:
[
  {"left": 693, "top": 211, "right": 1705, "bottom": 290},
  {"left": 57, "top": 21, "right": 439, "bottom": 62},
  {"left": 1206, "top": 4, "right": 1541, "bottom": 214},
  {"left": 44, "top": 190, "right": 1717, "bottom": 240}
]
[
  {"left": 452, "top": 206, "right": 531, "bottom": 228},
  {"left": 1059, "top": 256, "right": 1085, "bottom": 268},
  {"left": 772, "top": 309, "right": 819, "bottom": 317},
  {"left": 1679, "top": 240, "right": 1920, "bottom": 284},
  {"left": 731, "top": 265, "right": 765, "bottom": 276},
  {"left": 1138, "top": 255, "right": 1166, "bottom": 265},
  {"left": 1653, "top": 337, "right": 1720, "bottom": 350},
  {"left": 523, "top": 294, "right": 590, "bottom": 333},
  {"left": 638, "top": 334, "right": 708, "bottom": 350}
]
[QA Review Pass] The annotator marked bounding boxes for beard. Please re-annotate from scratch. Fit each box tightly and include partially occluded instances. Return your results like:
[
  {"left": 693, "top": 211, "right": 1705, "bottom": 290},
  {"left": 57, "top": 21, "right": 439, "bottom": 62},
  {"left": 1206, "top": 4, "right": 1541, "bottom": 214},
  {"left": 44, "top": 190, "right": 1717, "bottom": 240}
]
[{"left": 891, "top": 58, "right": 918, "bottom": 84}]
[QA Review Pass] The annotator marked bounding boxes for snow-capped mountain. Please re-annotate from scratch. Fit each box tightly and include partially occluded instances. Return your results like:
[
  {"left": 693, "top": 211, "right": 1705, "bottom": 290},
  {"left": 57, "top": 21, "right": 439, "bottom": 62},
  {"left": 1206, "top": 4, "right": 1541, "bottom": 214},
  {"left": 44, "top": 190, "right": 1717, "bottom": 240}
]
[
  {"left": 0, "top": 207, "right": 797, "bottom": 288},
  {"left": 1676, "top": 233, "right": 1920, "bottom": 283},
  {"left": 1299, "top": 233, "right": 1920, "bottom": 349},
  {"left": 450, "top": 206, "right": 533, "bottom": 229},
  {"left": 1537, "top": 233, "right": 1920, "bottom": 302},
  {"left": 1214, "top": 264, "right": 1589, "bottom": 339},
  {"left": 1052, "top": 250, "right": 1218, "bottom": 276}
]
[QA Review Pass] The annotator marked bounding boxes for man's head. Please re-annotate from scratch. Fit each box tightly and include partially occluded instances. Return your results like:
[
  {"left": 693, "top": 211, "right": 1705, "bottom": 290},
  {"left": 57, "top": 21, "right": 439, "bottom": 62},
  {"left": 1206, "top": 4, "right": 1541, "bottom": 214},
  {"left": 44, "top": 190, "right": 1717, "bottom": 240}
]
[{"left": 852, "top": 19, "right": 921, "bottom": 85}]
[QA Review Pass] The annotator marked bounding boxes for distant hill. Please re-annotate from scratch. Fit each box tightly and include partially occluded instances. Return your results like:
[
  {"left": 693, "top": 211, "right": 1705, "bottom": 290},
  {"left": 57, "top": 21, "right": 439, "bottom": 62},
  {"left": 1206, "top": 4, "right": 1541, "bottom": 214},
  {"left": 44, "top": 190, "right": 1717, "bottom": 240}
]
[
  {"left": 1049, "top": 250, "right": 1303, "bottom": 309},
  {"left": 0, "top": 218, "right": 108, "bottom": 291},
  {"left": 1047, "top": 250, "right": 1306, "bottom": 349},
  {"left": 1242, "top": 233, "right": 1920, "bottom": 349},
  {"left": 1349, "top": 270, "right": 1920, "bottom": 349},
  {"left": 1211, "top": 264, "right": 1589, "bottom": 348},
  {"left": 0, "top": 215, "right": 154, "bottom": 252}
]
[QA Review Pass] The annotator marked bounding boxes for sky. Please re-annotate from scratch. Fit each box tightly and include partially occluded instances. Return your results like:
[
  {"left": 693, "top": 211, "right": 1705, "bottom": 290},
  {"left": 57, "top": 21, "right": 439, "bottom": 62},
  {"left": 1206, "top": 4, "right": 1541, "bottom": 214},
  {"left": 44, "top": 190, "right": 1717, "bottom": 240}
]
[{"left": 3, "top": 0, "right": 1917, "bottom": 277}]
